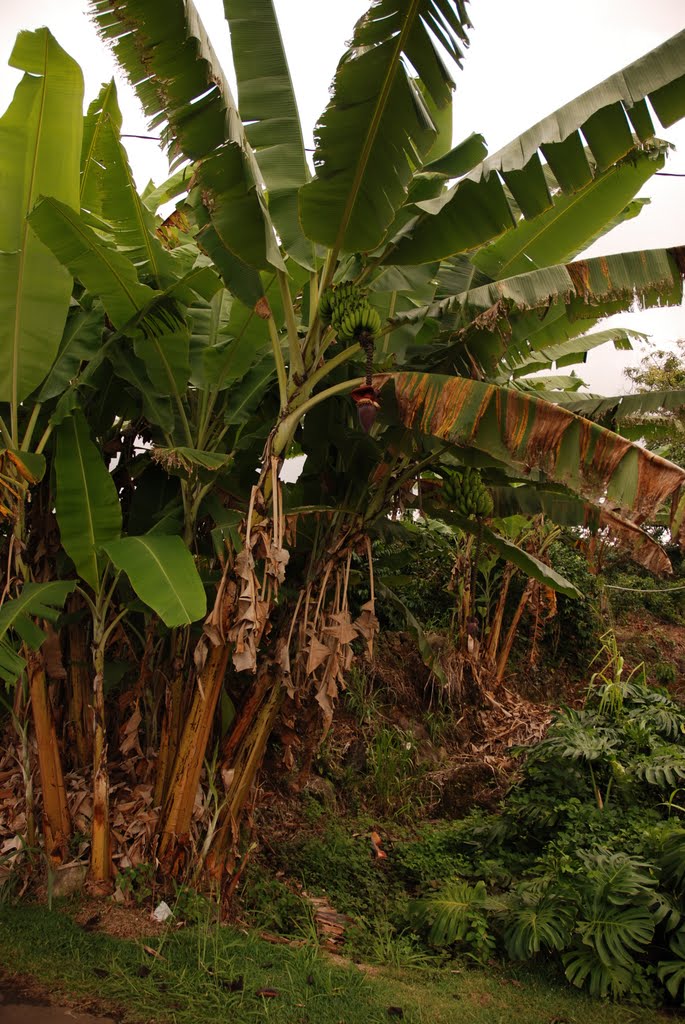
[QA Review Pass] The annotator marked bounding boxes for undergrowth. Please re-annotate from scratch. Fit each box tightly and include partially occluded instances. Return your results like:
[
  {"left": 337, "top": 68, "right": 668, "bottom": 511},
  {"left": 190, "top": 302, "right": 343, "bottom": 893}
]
[{"left": 262, "top": 633, "right": 685, "bottom": 1008}]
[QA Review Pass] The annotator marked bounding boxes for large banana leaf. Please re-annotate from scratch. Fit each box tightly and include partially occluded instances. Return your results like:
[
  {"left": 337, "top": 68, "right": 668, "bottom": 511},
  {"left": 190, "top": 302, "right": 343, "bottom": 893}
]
[
  {"left": 31, "top": 200, "right": 192, "bottom": 400},
  {"left": 80, "top": 82, "right": 176, "bottom": 285},
  {"left": 80, "top": 78, "right": 119, "bottom": 209},
  {"left": 299, "top": 0, "right": 471, "bottom": 253},
  {"left": 89, "top": 0, "right": 284, "bottom": 273},
  {"left": 488, "top": 484, "right": 672, "bottom": 575},
  {"left": 499, "top": 328, "right": 642, "bottom": 382},
  {"left": 29, "top": 197, "right": 155, "bottom": 329},
  {"left": 400, "top": 248, "right": 683, "bottom": 379},
  {"left": 389, "top": 31, "right": 685, "bottom": 264},
  {"left": 102, "top": 535, "right": 206, "bottom": 626},
  {"left": 36, "top": 305, "right": 105, "bottom": 402},
  {"left": 472, "top": 150, "right": 664, "bottom": 281},
  {"left": 379, "top": 371, "right": 685, "bottom": 524},
  {"left": 223, "top": 0, "right": 315, "bottom": 270},
  {"left": 539, "top": 390, "right": 685, "bottom": 421},
  {"left": 396, "top": 247, "right": 684, "bottom": 326},
  {"left": 434, "top": 509, "right": 581, "bottom": 596},
  {"left": 0, "top": 29, "right": 83, "bottom": 409},
  {"left": 55, "top": 410, "right": 122, "bottom": 591},
  {"left": 0, "top": 580, "right": 76, "bottom": 684}
]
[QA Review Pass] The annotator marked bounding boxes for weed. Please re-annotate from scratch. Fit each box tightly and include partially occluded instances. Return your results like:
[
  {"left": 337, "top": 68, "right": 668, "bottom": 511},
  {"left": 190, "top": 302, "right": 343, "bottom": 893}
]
[
  {"left": 239, "top": 863, "right": 310, "bottom": 934},
  {"left": 368, "top": 727, "right": 418, "bottom": 816},
  {"left": 116, "top": 861, "right": 156, "bottom": 905},
  {"left": 343, "top": 665, "right": 384, "bottom": 725}
]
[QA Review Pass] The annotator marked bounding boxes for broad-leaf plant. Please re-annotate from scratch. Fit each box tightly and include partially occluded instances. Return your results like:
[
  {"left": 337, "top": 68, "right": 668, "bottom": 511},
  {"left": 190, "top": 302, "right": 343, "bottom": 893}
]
[{"left": 1, "top": 2, "right": 685, "bottom": 893}]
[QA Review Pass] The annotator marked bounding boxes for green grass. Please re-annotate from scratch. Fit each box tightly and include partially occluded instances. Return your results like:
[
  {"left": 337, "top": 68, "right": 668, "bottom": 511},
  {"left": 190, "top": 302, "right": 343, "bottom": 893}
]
[{"left": 0, "top": 901, "right": 678, "bottom": 1024}]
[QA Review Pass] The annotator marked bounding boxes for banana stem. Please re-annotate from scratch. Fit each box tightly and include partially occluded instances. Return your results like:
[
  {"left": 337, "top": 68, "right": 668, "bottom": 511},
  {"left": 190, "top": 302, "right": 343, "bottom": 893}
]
[
  {"left": 277, "top": 270, "right": 304, "bottom": 380},
  {"left": 268, "top": 316, "right": 289, "bottom": 411}
]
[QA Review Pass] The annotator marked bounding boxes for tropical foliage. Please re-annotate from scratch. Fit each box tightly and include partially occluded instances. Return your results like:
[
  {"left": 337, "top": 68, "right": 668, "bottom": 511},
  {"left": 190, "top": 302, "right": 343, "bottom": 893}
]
[
  {"left": 406, "top": 635, "right": 685, "bottom": 1002},
  {"left": 0, "top": 1, "right": 685, "bottom": 899}
]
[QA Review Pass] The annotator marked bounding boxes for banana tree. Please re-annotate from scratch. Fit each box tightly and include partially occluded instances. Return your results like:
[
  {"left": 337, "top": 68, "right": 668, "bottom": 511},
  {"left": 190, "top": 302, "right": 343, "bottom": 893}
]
[
  {"left": 82, "top": 0, "right": 685, "bottom": 874},
  {"left": 4, "top": 2, "right": 685, "bottom": 883}
]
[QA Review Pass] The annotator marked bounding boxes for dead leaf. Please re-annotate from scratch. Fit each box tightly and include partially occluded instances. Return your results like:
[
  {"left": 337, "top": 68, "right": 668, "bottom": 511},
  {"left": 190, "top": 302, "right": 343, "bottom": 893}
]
[
  {"left": 142, "top": 944, "right": 166, "bottom": 960},
  {"left": 306, "top": 636, "right": 331, "bottom": 675}
]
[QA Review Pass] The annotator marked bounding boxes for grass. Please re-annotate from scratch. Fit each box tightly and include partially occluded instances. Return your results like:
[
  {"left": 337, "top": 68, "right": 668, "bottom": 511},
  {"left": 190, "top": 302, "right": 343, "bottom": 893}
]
[{"left": 0, "top": 900, "right": 678, "bottom": 1024}]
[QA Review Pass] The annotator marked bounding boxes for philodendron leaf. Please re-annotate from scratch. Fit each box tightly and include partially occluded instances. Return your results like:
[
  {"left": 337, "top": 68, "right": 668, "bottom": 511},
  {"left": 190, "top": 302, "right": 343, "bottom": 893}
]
[
  {"left": 102, "top": 534, "right": 206, "bottom": 627},
  {"left": 55, "top": 410, "right": 122, "bottom": 592}
]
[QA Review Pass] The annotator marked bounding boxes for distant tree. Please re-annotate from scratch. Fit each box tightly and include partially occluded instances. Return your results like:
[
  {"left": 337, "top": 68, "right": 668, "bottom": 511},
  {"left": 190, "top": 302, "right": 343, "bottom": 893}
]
[{"left": 624, "top": 341, "right": 685, "bottom": 465}]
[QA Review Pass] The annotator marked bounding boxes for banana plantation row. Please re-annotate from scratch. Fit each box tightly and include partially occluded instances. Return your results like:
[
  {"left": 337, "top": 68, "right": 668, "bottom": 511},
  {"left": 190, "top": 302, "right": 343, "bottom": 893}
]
[{"left": 1, "top": 0, "right": 685, "bottom": 892}]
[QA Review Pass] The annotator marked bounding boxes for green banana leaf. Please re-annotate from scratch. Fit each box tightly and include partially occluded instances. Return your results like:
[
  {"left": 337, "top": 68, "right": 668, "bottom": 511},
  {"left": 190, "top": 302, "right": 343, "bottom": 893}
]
[
  {"left": 223, "top": 0, "right": 315, "bottom": 270},
  {"left": 80, "top": 81, "right": 177, "bottom": 284},
  {"left": 55, "top": 410, "right": 122, "bottom": 592},
  {"left": 90, "top": 0, "right": 284, "bottom": 273},
  {"left": 299, "top": 0, "right": 471, "bottom": 252},
  {"left": 0, "top": 29, "right": 83, "bottom": 408},
  {"left": 538, "top": 390, "right": 685, "bottom": 421},
  {"left": 80, "top": 78, "right": 119, "bottom": 210},
  {"left": 434, "top": 510, "right": 580, "bottom": 597},
  {"left": 0, "top": 580, "right": 76, "bottom": 684},
  {"left": 28, "top": 197, "right": 156, "bottom": 329},
  {"left": 102, "top": 535, "right": 206, "bottom": 626},
  {"left": 37, "top": 306, "right": 105, "bottom": 403},
  {"left": 379, "top": 371, "right": 685, "bottom": 524},
  {"left": 395, "top": 247, "right": 684, "bottom": 325},
  {"left": 401, "top": 248, "right": 683, "bottom": 379},
  {"left": 499, "top": 328, "right": 642, "bottom": 381},
  {"left": 389, "top": 31, "right": 685, "bottom": 264},
  {"left": 472, "top": 150, "right": 664, "bottom": 281}
]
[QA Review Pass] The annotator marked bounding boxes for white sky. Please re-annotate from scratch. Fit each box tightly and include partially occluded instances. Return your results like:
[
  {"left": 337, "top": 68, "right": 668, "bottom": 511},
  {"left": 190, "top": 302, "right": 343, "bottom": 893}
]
[{"left": 1, "top": 0, "right": 685, "bottom": 395}]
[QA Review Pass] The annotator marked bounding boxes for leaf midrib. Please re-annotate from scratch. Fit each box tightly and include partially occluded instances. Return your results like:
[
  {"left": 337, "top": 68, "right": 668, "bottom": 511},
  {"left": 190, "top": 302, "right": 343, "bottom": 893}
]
[{"left": 332, "top": 0, "right": 422, "bottom": 258}]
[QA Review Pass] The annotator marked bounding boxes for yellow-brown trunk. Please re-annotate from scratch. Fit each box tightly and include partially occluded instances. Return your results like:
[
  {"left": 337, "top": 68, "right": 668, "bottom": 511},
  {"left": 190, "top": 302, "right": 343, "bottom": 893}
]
[
  {"left": 28, "top": 650, "right": 71, "bottom": 864},
  {"left": 89, "top": 646, "right": 111, "bottom": 884},
  {"left": 207, "top": 666, "right": 283, "bottom": 884},
  {"left": 157, "top": 644, "right": 230, "bottom": 867},
  {"left": 494, "top": 584, "right": 532, "bottom": 684}
]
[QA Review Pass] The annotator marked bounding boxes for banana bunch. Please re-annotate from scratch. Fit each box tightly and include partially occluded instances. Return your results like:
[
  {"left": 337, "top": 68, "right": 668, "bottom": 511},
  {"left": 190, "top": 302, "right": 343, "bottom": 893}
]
[
  {"left": 442, "top": 467, "right": 494, "bottom": 520},
  {"left": 319, "top": 283, "right": 382, "bottom": 342}
]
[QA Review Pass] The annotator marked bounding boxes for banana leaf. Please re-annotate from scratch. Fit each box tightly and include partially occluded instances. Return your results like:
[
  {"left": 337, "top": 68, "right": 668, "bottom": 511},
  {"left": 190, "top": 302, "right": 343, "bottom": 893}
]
[
  {"left": 103, "top": 535, "right": 206, "bottom": 626},
  {"left": 0, "top": 580, "right": 76, "bottom": 685},
  {"left": 80, "top": 81, "right": 177, "bottom": 284},
  {"left": 379, "top": 371, "right": 685, "bottom": 525},
  {"left": 0, "top": 29, "right": 83, "bottom": 408},
  {"left": 223, "top": 0, "right": 315, "bottom": 270},
  {"left": 54, "top": 410, "right": 122, "bottom": 592},
  {"left": 299, "top": 0, "right": 471, "bottom": 252},
  {"left": 90, "top": 0, "right": 284, "bottom": 273},
  {"left": 389, "top": 31, "right": 685, "bottom": 264}
]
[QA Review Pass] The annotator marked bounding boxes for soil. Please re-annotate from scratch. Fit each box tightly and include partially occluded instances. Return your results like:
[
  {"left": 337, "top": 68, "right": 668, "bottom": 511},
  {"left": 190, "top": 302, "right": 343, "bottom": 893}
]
[{"left": 0, "top": 974, "right": 115, "bottom": 1023}]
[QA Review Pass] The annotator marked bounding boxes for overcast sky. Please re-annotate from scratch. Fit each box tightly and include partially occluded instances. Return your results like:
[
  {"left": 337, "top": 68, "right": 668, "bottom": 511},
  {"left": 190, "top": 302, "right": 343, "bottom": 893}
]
[{"left": 2, "top": 0, "right": 684, "bottom": 395}]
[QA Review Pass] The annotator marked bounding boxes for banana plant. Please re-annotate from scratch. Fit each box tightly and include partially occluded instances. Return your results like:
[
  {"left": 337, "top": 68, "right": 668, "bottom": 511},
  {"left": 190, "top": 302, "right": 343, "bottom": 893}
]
[
  {"left": 3, "top": 2, "right": 685, "bottom": 882},
  {"left": 83, "top": 0, "right": 685, "bottom": 870}
]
